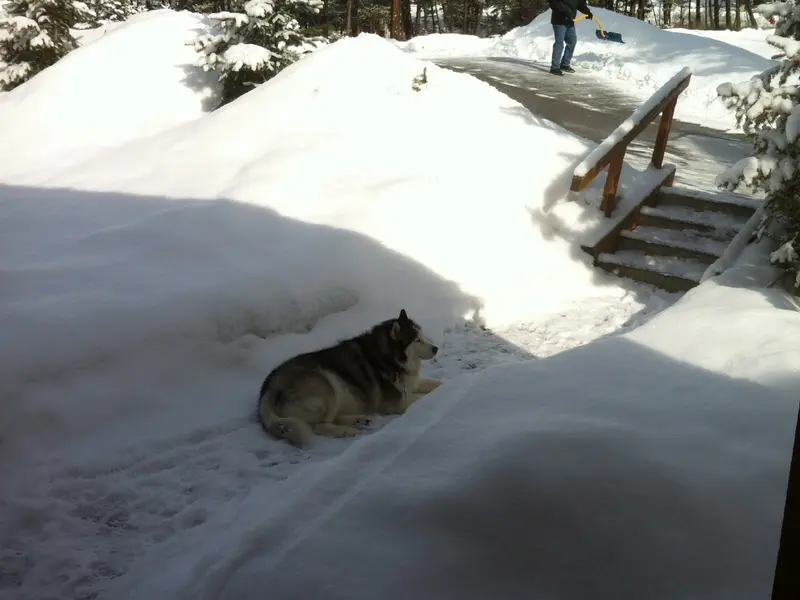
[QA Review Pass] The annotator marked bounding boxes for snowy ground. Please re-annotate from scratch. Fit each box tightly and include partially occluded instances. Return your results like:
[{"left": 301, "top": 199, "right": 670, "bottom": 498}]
[
  {"left": 108, "top": 262, "right": 797, "bottom": 600},
  {"left": 397, "top": 8, "right": 776, "bottom": 131},
  {"left": 0, "top": 10, "right": 219, "bottom": 180},
  {"left": 1, "top": 9, "right": 796, "bottom": 600},
  {"left": 669, "top": 24, "right": 778, "bottom": 59}
]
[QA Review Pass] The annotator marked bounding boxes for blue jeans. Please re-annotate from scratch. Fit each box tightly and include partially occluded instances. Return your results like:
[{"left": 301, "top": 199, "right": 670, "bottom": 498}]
[{"left": 551, "top": 24, "right": 577, "bottom": 70}]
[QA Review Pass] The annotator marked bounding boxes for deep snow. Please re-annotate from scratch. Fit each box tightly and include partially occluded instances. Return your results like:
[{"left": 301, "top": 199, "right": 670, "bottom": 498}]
[
  {"left": 0, "top": 29, "right": 654, "bottom": 436},
  {"left": 0, "top": 10, "right": 219, "bottom": 180},
  {"left": 0, "top": 9, "right": 796, "bottom": 600},
  {"left": 103, "top": 258, "right": 800, "bottom": 600},
  {"left": 670, "top": 25, "right": 778, "bottom": 59},
  {"left": 398, "top": 8, "right": 777, "bottom": 131}
]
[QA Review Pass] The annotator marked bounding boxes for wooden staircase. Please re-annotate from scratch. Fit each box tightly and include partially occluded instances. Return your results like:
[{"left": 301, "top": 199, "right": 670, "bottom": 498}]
[
  {"left": 593, "top": 186, "right": 760, "bottom": 293},
  {"left": 568, "top": 67, "right": 761, "bottom": 293}
]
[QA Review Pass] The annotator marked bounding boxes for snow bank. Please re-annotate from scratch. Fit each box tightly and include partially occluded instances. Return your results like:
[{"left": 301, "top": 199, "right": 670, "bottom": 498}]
[
  {"left": 0, "top": 32, "right": 630, "bottom": 447},
  {"left": 106, "top": 270, "right": 800, "bottom": 600},
  {"left": 400, "top": 8, "right": 775, "bottom": 131},
  {"left": 0, "top": 10, "right": 219, "bottom": 180},
  {"left": 396, "top": 32, "right": 489, "bottom": 56},
  {"left": 668, "top": 25, "right": 779, "bottom": 59}
]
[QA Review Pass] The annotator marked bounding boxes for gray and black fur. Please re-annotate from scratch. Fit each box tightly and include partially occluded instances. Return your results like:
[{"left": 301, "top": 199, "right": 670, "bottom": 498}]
[{"left": 257, "top": 309, "right": 441, "bottom": 447}]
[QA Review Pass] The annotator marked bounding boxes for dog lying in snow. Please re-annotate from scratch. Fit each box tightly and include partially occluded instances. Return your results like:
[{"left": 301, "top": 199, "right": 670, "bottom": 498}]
[{"left": 257, "top": 309, "right": 441, "bottom": 448}]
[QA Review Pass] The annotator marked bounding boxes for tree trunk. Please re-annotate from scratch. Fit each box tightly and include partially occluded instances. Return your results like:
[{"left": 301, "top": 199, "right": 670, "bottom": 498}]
[
  {"left": 664, "top": 0, "right": 672, "bottom": 26},
  {"left": 713, "top": 0, "right": 719, "bottom": 28},
  {"left": 442, "top": 0, "right": 452, "bottom": 31},
  {"left": 346, "top": 0, "right": 353, "bottom": 35},
  {"left": 322, "top": 0, "right": 329, "bottom": 36},
  {"left": 695, "top": 0, "right": 701, "bottom": 27},
  {"left": 743, "top": 0, "right": 756, "bottom": 27},
  {"left": 725, "top": 0, "right": 731, "bottom": 29},
  {"left": 402, "top": 0, "right": 413, "bottom": 38},
  {"left": 415, "top": 2, "right": 421, "bottom": 34},
  {"left": 352, "top": 0, "right": 360, "bottom": 35},
  {"left": 735, "top": 0, "right": 741, "bottom": 29}
]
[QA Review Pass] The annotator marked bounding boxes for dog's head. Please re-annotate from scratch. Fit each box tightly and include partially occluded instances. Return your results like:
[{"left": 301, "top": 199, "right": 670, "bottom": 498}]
[{"left": 390, "top": 309, "right": 438, "bottom": 361}]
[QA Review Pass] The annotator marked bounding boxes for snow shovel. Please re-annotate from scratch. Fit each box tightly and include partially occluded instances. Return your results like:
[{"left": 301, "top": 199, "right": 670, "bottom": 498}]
[{"left": 574, "top": 14, "right": 625, "bottom": 43}]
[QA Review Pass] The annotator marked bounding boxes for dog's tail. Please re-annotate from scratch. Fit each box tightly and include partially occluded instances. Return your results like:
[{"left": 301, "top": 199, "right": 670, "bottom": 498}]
[{"left": 257, "top": 390, "right": 315, "bottom": 448}]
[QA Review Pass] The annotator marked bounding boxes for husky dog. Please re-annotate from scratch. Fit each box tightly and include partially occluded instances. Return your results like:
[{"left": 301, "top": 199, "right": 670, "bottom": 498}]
[{"left": 257, "top": 309, "right": 441, "bottom": 448}]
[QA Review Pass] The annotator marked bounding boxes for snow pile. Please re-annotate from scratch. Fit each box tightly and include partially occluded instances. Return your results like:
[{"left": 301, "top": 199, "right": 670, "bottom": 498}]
[
  {"left": 399, "top": 8, "right": 776, "bottom": 131},
  {"left": 0, "top": 32, "right": 633, "bottom": 449},
  {"left": 0, "top": 9, "right": 219, "bottom": 180},
  {"left": 104, "top": 267, "right": 800, "bottom": 600},
  {"left": 668, "top": 25, "right": 779, "bottom": 59},
  {"left": 396, "top": 31, "right": 488, "bottom": 56}
]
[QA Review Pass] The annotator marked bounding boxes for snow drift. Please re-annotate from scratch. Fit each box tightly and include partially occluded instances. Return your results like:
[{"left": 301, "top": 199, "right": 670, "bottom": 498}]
[
  {"left": 0, "top": 31, "right": 635, "bottom": 449},
  {"left": 669, "top": 25, "right": 779, "bottom": 59},
  {"left": 399, "top": 8, "right": 776, "bottom": 131},
  {"left": 0, "top": 9, "right": 219, "bottom": 180},
  {"left": 1, "top": 14, "right": 797, "bottom": 600},
  {"left": 105, "top": 265, "right": 800, "bottom": 600}
]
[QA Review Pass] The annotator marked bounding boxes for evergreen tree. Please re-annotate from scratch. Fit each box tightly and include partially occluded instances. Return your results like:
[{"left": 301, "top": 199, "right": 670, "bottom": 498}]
[
  {"left": 89, "top": 0, "right": 143, "bottom": 22},
  {"left": 716, "top": 0, "right": 800, "bottom": 289},
  {"left": 0, "top": 0, "right": 95, "bottom": 90},
  {"left": 192, "top": 0, "right": 323, "bottom": 107}
]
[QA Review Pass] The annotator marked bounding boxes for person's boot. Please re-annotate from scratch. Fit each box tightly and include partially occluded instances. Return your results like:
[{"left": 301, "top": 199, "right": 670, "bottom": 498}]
[
  {"left": 549, "top": 67, "right": 563, "bottom": 76},
  {"left": 560, "top": 65, "right": 576, "bottom": 73}
]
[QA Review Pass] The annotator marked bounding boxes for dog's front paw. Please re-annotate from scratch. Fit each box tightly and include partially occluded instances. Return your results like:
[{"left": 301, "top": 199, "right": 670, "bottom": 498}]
[{"left": 353, "top": 416, "right": 372, "bottom": 429}]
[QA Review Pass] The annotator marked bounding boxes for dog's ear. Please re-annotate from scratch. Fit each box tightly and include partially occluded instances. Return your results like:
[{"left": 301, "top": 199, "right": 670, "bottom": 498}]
[
  {"left": 391, "top": 320, "right": 401, "bottom": 340},
  {"left": 398, "top": 309, "right": 408, "bottom": 323}
]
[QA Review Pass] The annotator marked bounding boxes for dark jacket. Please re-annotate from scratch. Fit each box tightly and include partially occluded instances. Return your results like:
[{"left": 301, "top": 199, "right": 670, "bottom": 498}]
[{"left": 549, "top": 0, "right": 591, "bottom": 27}]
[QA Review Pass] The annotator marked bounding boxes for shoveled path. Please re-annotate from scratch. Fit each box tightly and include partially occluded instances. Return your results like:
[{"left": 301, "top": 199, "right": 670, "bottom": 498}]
[{"left": 434, "top": 56, "right": 751, "bottom": 190}]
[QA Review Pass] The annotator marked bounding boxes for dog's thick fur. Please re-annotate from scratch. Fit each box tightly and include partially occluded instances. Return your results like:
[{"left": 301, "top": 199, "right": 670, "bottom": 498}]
[{"left": 257, "top": 309, "right": 441, "bottom": 448}]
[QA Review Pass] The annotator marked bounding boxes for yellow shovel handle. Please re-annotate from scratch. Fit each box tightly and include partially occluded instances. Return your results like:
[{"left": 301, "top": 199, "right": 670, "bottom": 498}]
[{"left": 574, "top": 13, "right": 605, "bottom": 37}]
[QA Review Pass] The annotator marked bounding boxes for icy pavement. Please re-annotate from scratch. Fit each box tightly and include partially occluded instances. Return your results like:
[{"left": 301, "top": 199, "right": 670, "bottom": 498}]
[{"left": 0, "top": 286, "right": 676, "bottom": 600}]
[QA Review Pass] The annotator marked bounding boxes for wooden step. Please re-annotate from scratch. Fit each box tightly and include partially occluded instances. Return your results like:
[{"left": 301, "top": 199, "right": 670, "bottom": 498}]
[
  {"left": 596, "top": 250, "right": 707, "bottom": 293},
  {"left": 619, "top": 226, "right": 725, "bottom": 263},
  {"left": 638, "top": 205, "right": 746, "bottom": 238},
  {"left": 657, "top": 186, "right": 761, "bottom": 219}
]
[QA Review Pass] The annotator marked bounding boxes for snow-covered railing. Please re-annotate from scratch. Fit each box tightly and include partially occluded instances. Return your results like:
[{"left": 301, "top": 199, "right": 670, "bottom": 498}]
[{"left": 571, "top": 67, "right": 693, "bottom": 217}]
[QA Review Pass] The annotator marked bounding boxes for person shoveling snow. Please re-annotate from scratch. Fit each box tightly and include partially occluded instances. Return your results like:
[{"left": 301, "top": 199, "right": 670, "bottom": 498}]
[{"left": 547, "top": 0, "right": 594, "bottom": 75}]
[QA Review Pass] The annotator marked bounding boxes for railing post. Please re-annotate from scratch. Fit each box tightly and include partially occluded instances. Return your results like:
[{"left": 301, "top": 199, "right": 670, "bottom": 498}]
[
  {"left": 601, "top": 151, "right": 625, "bottom": 217},
  {"left": 772, "top": 401, "right": 800, "bottom": 600},
  {"left": 651, "top": 96, "right": 678, "bottom": 170}
]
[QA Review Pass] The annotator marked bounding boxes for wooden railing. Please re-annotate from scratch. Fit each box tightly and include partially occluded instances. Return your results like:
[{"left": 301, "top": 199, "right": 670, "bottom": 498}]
[{"left": 570, "top": 67, "right": 692, "bottom": 217}]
